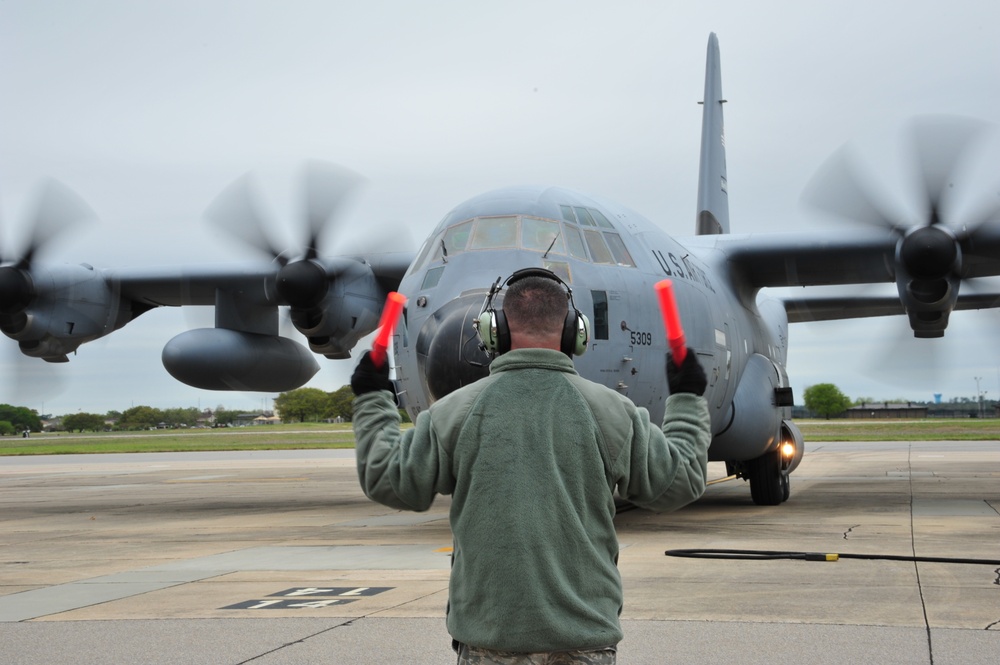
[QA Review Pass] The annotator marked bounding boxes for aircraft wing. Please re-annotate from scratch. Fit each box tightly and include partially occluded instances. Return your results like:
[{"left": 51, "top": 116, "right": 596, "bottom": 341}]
[
  {"left": 705, "top": 229, "right": 896, "bottom": 287},
  {"left": 782, "top": 292, "right": 1000, "bottom": 323},
  {"left": 695, "top": 224, "right": 1000, "bottom": 331},
  {"left": 109, "top": 251, "right": 413, "bottom": 307},
  {"left": 1, "top": 246, "right": 414, "bottom": 392},
  {"left": 110, "top": 263, "right": 278, "bottom": 307}
]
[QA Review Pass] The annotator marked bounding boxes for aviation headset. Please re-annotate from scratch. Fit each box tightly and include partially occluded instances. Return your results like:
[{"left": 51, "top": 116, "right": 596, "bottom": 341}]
[{"left": 475, "top": 267, "right": 590, "bottom": 357}]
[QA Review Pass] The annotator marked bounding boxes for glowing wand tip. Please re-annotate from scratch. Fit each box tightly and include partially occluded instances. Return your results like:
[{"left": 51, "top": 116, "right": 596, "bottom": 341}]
[
  {"left": 654, "top": 279, "right": 686, "bottom": 367},
  {"left": 370, "top": 291, "right": 407, "bottom": 368}
]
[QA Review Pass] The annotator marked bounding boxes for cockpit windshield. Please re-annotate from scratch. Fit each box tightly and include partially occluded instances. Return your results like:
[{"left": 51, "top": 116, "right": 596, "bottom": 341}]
[
  {"left": 521, "top": 217, "right": 564, "bottom": 254},
  {"left": 417, "top": 209, "right": 636, "bottom": 271}
]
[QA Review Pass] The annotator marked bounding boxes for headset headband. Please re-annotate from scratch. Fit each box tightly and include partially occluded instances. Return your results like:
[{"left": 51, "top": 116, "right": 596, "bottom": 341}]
[{"left": 475, "top": 267, "right": 589, "bottom": 357}]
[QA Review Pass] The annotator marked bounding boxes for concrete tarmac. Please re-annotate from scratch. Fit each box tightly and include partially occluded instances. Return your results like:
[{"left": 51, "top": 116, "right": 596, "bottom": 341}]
[{"left": 1, "top": 441, "right": 998, "bottom": 664}]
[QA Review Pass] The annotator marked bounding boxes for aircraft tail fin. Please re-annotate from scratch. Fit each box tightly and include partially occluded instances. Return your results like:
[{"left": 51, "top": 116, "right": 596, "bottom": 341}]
[{"left": 696, "top": 33, "right": 730, "bottom": 235}]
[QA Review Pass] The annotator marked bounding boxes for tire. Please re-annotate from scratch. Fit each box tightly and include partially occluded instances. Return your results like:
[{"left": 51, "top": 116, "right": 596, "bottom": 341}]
[{"left": 748, "top": 450, "right": 784, "bottom": 506}]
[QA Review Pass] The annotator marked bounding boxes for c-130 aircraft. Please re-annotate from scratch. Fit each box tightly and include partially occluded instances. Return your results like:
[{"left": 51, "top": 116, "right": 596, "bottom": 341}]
[{"left": 2, "top": 34, "right": 999, "bottom": 505}]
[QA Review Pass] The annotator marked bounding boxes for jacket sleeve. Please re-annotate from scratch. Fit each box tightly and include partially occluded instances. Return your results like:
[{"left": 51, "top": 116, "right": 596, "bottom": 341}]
[
  {"left": 617, "top": 392, "right": 711, "bottom": 512},
  {"left": 352, "top": 390, "right": 455, "bottom": 511}
]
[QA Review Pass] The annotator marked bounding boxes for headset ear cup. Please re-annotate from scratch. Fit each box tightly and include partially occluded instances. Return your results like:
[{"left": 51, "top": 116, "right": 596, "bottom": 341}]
[
  {"left": 494, "top": 308, "right": 511, "bottom": 355},
  {"left": 477, "top": 311, "right": 497, "bottom": 353},
  {"left": 575, "top": 313, "right": 591, "bottom": 356},
  {"left": 560, "top": 309, "right": 590, "bottom": 356},
  {"left": 560, "top": 309, "right": 576, "bottom": 356}
]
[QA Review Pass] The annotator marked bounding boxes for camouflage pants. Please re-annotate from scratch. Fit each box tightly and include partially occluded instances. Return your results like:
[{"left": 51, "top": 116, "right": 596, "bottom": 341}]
[{"left": 455, "top": 643, "right": 616, "bottom": 664}]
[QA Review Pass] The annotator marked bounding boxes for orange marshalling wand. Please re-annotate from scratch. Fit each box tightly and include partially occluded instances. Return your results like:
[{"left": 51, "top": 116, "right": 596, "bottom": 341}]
[
  {"left": 370, "top": 291, "right": 407, "bottom": 368},
  {"left": 654, "top": 279, "right": 686, "bottom": 367}
]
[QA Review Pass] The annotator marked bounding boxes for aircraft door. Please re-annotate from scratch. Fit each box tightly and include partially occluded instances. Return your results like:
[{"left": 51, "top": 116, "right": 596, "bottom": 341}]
[
  {"left": 678, "top": 289, "right": 728, "bottom": 415},
  {"left": 575, "top": 271, "right": 653, "bottom": 404}
]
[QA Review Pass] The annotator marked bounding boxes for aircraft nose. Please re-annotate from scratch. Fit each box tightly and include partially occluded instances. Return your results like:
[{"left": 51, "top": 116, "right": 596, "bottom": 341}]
[{"left": 416, "top": 294, "right": 491, "bottom": 401}]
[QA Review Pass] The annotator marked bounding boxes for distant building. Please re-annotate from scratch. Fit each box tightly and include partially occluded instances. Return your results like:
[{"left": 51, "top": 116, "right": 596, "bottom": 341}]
[
  {"left": 846, "top": 402, "right": 928, "bottom": 419},
  {"left": 235, "top": 412, "right": 280, "bottom": 426}
]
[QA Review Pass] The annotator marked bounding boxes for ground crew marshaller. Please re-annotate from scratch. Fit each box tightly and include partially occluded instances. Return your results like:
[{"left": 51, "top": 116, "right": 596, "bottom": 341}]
[{"left": 351, "top": 269, "right": 712, "bottom": 664}]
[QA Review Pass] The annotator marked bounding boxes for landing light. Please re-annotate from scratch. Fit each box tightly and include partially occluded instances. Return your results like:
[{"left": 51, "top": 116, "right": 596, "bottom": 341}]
[{"left": 781, "top": 441, "right": 796, "bottom": 459}]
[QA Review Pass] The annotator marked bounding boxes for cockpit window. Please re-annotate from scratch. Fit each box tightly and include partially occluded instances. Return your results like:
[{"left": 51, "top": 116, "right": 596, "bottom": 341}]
[
  {"left": 591, "top": 209, "right": 615, "bottom": 229},
  {"left": 604, "top": 232, "right": 635, "bottom": 266},
  {"left": 470, "top": 216, "right": 518, "bottom": 249},
  {"left": 432, "top": 219, "right": 473, "bottom": 262},
  {"left": 521, "top": 217, "right": 564, "bottom": 254},
  {"left": 583, "top": 229, "right": 615, "bottom": 264},
  {"left": 573, "top": 207, "right": 596, "bottom": 226},
  {"left": 559, "top": 205, "right": 577, "bottom": 223},
  {"left": 563, "top": 223, "right": 589, "bottom": 260}
]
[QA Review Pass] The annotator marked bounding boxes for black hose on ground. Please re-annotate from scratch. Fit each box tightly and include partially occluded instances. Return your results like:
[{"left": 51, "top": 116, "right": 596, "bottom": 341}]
[{"left": 665, "top": 548, "right": 1000, "bottom": 565}]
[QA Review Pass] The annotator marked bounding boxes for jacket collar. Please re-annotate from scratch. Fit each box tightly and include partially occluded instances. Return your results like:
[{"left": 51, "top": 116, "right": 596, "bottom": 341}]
[{"left": 489, "top": 348, "right": 578, "bottom": 375}]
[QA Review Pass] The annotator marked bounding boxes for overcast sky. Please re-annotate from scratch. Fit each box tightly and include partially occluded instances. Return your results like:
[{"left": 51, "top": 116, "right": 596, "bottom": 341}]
[{"left": 2, "top": 1, "right": 999, "bottom": 415}]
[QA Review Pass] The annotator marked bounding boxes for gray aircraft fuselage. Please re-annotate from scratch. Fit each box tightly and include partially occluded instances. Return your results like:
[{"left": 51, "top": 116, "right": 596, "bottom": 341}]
[{"left": 392, "top": 184, "right": 791, "bottom": 465}]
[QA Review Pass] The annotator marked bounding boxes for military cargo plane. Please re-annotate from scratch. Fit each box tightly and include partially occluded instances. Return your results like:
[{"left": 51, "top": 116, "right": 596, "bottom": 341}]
[{"left": 2, "top": 34, "right": 998, "bottom": 504}]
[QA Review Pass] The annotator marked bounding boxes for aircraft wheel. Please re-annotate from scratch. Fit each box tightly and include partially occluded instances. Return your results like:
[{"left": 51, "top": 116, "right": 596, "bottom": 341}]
[{"left": 748, "top": 450, "right": 784, "bottom": 506}]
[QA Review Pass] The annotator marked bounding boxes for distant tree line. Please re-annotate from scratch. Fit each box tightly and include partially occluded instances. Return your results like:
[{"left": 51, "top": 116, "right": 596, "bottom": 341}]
[
  {"left": 59, "top": 405, "right": 248, "bottom": 432},
  {"left": 273, "top": 386, "right": 410, "bottom": 424},
  {"left": 800, "top": 385, "right": 997, "bottom": 419},
  {"left": 5, "top": 385, "right": 411, "bottom": 433},
  {"left": 0, "top": 404, "right": 42, "bottom": 435}
]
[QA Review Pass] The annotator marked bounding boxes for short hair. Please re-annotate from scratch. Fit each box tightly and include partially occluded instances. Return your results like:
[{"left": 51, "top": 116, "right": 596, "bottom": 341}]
[{"left": 502, "top": 275, "right": 568, "bottom": 336}]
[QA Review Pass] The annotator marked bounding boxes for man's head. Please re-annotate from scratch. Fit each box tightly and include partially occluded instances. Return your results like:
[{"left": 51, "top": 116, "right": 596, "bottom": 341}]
[
  {"left": 502, "top": 275, "right": 569, "bottom": 350},
  {"left": 476, "top": 268, "right": 590, "bottom": 357}
]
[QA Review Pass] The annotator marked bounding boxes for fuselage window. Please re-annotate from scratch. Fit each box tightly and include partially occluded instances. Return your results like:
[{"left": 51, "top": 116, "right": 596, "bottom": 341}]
[
  {"left": 470, "top": 216, "right": 518, "bottom": 249},
  {"left": 603, "top": 232, "right": 635, "bottom": 267},
  {"left": 583, "top": 229, "right": 615, "bottom": 264},
  {"left": 522, "top": 217, "right": 565, "bottom": 254},
  {"left": 543, "top": 261, "right": 571, "bottom": 283},
  {"left": 421, "top": 266, "right": 445, "bottom": 289},
  {"left": 591, "top": 290, "right": 609, "bottom": 340}
]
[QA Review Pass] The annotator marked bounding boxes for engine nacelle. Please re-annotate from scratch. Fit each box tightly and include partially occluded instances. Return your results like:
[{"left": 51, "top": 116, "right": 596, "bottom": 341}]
[
  {"left": 287, "top": 261, "right": 384, "bottom": 359},
  {"left": 895, "top": 225, "right": 962, "bottom": 338},
  {"left": 0, "top": 264, "right": 126, "bottom": 361},
  {"left": 162, "top": 328, "right": 319, "bottom": 391}
]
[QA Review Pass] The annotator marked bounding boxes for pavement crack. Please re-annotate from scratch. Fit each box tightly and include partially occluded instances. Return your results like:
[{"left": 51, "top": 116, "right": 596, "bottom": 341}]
[
  {"left": 843, "top": 524, "right": 860, "bottom": 540},
  {"left": 237, "top": 618, "right": 358, "bottom": 664},
  {"left": 907, "top": 444, "right": 935, "bottom": 665},
  {"left": 993, "top": 567, "right": 1000, "bottom": 587},
  {"left": 987, "top": 619, "right": 1000, "bottom": 631}
]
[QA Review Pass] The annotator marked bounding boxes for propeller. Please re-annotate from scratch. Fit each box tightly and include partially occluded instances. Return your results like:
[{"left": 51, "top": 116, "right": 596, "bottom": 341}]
[
  {"left": 1, "top": 179, "right": 96, "bottom": 310},
  {"left": 205, "top": 161, "right": 368, "bottom": 309},
  {"left": 801, "top": 116, "right": 1000, "bottom": 337},
  {"left": 0, "top": 179, "right": 96, "bottom": 405}
]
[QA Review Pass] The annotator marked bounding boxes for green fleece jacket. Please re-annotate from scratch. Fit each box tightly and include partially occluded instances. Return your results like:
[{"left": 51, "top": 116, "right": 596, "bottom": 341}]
[{"left": 352, "top": 348, "right": 711, "bottom": 653}]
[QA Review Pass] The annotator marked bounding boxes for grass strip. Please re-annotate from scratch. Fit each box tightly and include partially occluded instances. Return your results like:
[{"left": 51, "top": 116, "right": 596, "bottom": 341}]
[{"left": 1, "top": 420, "right": 996, "bottom": 456}]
